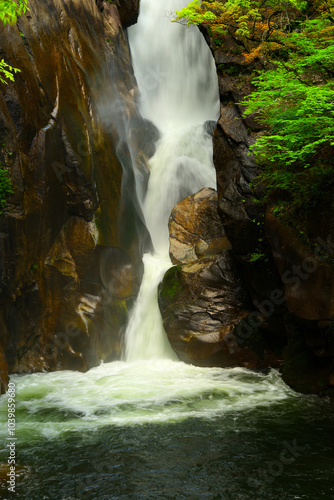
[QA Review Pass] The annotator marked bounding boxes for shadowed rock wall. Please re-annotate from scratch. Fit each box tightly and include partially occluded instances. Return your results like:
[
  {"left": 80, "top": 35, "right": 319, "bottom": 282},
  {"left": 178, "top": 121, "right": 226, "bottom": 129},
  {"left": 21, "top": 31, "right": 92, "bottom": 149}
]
[
  {"left": 158, "top": 188, "right": 283, "bottom": 369},
  {"left": 0, "top": 0, "right": 153, "bottom": 391}
]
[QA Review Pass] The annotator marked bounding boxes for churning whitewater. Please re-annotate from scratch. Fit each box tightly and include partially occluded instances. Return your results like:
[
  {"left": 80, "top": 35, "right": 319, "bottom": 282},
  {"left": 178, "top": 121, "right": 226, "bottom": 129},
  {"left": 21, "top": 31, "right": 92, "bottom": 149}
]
[{"left": 0, "top": 0, "right": 294, "bottom": 446}]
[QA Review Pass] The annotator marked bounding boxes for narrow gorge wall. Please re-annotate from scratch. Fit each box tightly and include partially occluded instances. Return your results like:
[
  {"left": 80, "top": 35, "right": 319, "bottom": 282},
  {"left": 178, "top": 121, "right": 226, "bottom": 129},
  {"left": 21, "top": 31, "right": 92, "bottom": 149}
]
[
  {"left": 0, "top": 0, "right": 153, "bottom": 392},
  {"left": 159, "top": 25, "right": 334, "bottom": 397}
]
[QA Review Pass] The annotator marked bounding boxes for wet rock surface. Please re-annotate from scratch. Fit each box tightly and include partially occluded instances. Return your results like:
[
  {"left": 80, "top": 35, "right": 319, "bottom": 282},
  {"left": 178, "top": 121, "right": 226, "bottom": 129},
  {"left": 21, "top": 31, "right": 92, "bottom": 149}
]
[
  {"left": 159, "top": 190, "right": 283, "bottom": 369},
  {"left": 169, "top": 188, "right": 230, "bottom": 265},
  {"left": 0, "top": 0, "right": 153, "bottom": 384},
  {"left": 205, "top": 29, "right": 334, "bottom": 395},
  {"left": 158, "top": 250, "right": 282, "bottom": 368}
]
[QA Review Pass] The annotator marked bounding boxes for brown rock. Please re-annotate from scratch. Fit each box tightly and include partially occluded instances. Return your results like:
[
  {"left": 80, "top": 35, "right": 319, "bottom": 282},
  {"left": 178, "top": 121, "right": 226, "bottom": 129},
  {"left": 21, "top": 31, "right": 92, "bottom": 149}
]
[
  {"left": 169, "top": 188, "right": 230, "bottom": 265},
  {"left": 0, "top": 463, "right": 29, "bottom": 489},
  {"left": 266, "top": 213, "right": 334, "bottom": 321},
  {"left": 0, "top": 348, "right": 9, "bottom": 394},
  {"left": 0, "top": 0, "right": 151, "bottom": 375},
  {"left": 115, "top": 0, "right": 140, "bottom": 28},
  {"left": 213, "top": 105, "right": 261, "bottom": 257},
  {"left": 329, "top": 371, "right": 334, "bottom": 386},
  {"left": 158, "top": 251, "right": 281, "bottom": 368}
]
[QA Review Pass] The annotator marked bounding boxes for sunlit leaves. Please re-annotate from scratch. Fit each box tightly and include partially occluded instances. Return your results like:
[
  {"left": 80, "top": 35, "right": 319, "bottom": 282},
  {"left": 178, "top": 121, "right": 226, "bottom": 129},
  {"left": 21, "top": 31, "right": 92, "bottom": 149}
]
[
  {"left": 0, "top": 0, "right": 28, "bottom": 25},
  {"left": 241, "top": 15, "right": 334, "bottom": 167},
  {"left": 0, "top": 167, "right": 13, "bottom": 214},
  {"left": 0, "top": 59, "right": 20, "bottom": 84},
  {"left": 175, "top": 0, "right": 334, "bottom": 208},
  {"left": 175, "top": 0, "right": 309, "bottom": 58}
]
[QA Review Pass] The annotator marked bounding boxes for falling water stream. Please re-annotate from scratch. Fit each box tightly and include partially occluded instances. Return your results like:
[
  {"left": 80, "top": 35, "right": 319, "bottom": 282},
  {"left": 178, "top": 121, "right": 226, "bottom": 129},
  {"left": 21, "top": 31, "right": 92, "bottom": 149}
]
[
  {"left": 1, "top": 1, "right": 334, "bottom": 499},
  {"left": 124, "top": 0, "right": 218, "bottom": 360}
]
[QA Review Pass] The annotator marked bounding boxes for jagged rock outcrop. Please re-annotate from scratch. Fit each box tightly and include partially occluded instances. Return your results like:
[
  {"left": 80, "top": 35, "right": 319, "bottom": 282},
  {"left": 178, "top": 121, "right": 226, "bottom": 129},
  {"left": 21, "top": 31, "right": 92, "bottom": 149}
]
[
  {"left": 115, "top": 0, "right": 140, "bottom": 27},
  {"left": 0, "top": 0, "right": 153, "bottom": 392},
  {"left": 209, "top": 34, "right": 282, "bottom": 304},
  {"left": 158, "top": 189, "right": 284, "bottom": 368},
  {"left": 158, "top": 251, "right": 282, "bottom": 368}
]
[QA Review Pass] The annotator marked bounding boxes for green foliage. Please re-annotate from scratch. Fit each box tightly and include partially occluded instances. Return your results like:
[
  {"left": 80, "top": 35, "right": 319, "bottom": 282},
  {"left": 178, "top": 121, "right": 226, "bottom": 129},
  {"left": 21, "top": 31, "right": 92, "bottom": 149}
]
[
  {"left": 174, "top": 0, "right": 309, "bottom": 54},
  {"left": 249, "top": 252, "right": 266, "bottom": 262},
  {"left": 30, "top": 264, "right": 38, "bottom": 274},
  {"left": 0, "top": 59, "right": 20, "bottom": 84},
  {"left": 241, "top": 14, "right": 334, "bottom": 211},
  {"left": 0, "top": 166, "right": 13, "bottom": 214},
  {"left": 0, "top": 0, "right": 28, "bottom": 84},
  {"left": 0, "top": 0, "right": 28, "bottom": 25},
  {"left": 242, "top": 17, "right": 334, "bottom": 164},
  {"left": 158, "top": 265, "right": 183, "bottom": 302}
]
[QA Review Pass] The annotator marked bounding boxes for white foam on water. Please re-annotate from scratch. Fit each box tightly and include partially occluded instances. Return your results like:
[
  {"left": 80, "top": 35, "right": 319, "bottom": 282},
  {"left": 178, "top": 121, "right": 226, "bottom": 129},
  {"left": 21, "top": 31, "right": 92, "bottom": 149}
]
[{"left": 0, "top": 363, "right": 295, "bottom": 442}]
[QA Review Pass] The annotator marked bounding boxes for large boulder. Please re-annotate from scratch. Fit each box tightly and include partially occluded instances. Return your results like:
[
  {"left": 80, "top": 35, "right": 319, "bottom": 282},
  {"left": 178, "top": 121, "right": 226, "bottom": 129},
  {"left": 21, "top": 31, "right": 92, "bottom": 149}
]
[
  {"left": 159, "top": 190, "right": 283, "bottom": 368},
  {"left": 158, "top": 251, "right": 282, "bottom": 368}
]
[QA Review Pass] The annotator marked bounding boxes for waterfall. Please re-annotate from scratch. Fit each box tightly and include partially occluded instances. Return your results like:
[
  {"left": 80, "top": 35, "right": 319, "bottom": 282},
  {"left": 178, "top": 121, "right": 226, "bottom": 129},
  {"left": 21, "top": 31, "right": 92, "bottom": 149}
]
[
  {"left": 1, "top": 5, "right": 328, "bottom": 499},
  {"left": 124, "top": 0, "right": 219, "bottom": 360}
]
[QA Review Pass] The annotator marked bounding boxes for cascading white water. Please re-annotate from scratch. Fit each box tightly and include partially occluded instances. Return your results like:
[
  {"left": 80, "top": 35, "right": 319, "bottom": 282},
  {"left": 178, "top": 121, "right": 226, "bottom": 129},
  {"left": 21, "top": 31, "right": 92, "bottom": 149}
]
[
  {"left": 124, "top": 0, "right": 219, "bottom": 360},
  {"left": 128, "top": 0, "right": 218, "bottom": 129}
]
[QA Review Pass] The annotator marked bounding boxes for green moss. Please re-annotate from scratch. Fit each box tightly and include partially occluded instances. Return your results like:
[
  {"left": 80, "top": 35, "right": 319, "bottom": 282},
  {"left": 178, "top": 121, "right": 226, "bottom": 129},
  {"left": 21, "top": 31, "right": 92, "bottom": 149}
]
[
  {"left": 249, "top": 252, "right": 266, "bottom": 263},
  {"left": 158, "top": 265, "right": 183, "bottom": 302},
  {"left": 0, "top": 166, "right": 13, "bottom": 214},
  {"left": 30, "top": 264, "right": 38, "bottom": 274},
  {"left": 109, "top": 299, "right": 128, "bottom": 330}
]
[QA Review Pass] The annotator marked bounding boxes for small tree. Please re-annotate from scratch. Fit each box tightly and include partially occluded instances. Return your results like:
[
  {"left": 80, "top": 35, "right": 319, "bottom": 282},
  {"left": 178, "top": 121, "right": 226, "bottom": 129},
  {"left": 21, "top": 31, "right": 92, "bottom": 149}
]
[{"left": 0, "top": 0, "right": 29, "bottom": 83}]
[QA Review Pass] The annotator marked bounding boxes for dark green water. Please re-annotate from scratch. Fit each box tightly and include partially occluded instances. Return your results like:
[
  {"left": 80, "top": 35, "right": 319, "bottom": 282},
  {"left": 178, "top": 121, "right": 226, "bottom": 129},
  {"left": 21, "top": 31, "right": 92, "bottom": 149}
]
[{"left": 1, "top": 363, "right": 333, "bottom": 499}]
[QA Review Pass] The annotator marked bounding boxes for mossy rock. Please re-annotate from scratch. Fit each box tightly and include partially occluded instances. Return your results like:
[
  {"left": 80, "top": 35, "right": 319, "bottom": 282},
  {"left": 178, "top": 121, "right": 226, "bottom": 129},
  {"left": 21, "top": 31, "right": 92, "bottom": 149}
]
[{"left": 158, "top": 265, "right": 183, "bottom": 304}]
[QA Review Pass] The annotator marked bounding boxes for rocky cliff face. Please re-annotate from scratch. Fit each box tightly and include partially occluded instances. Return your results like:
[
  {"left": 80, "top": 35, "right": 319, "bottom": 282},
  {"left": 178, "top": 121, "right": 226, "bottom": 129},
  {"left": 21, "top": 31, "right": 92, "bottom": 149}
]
[
  {"left": 206, "top": 30, "right": 334, "bottom": 396},
  {"left": 0, "top": 0, "right": 153, "bottom": 392}
]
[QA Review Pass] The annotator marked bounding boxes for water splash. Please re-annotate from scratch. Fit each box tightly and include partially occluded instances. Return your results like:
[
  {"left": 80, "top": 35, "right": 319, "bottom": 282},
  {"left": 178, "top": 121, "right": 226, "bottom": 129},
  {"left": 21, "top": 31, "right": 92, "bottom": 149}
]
[{"left": 0, "top": 365, "right": 295, "bottom": 440}]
